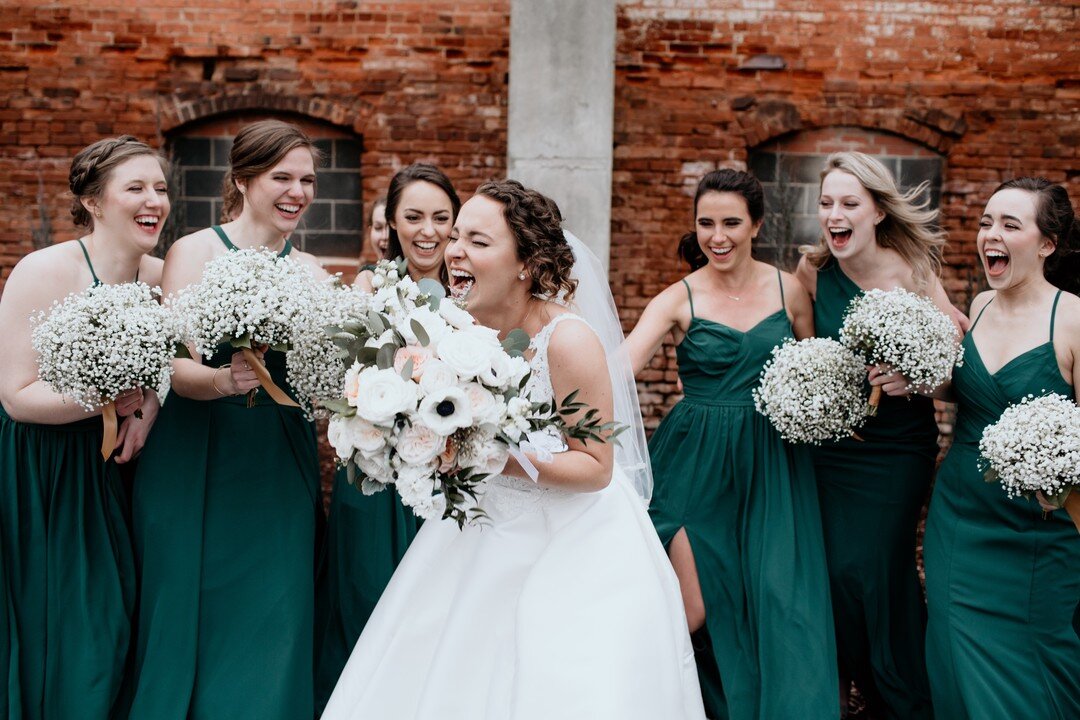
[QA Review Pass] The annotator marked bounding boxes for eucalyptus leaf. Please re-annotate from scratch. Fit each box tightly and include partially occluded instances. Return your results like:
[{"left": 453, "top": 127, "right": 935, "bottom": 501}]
[
  {"left": 400, "top": 358, "right": 414, "bottom": 381},
  {"left": 417, "top": 277, "right": 446, "bottom": 300},
  {"left": 376, "top": 342, "right": 396, "bottom": 370},
  {"left": 501, "top": 328, "right": 530, "bottom": 357},
  {"left": 410, "top": 318, "right": 430, "bottom": 347},
  {"left": 321, "top": 398, "right": 356, "bottom": 415},
  {"left": 367, "top": 310, "right": 386, "bottom": 335}
]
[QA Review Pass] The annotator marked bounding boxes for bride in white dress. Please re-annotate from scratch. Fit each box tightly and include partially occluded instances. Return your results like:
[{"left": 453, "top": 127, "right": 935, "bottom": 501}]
[{"left": 322, "top": 180, "right": 706, "bottom": 720}]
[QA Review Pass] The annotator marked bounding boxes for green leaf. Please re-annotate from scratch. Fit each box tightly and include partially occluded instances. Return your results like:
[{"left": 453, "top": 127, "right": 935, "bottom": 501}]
[
  {"left": 346, "top": 458, "right": 358, "bottom": 486},
  {"left": 417, "top": 278, "right": 446, "bottom": 301},
  {"left": 355, "top": 346, "right": 378, "bottom": 365},
  {"left": 321, "top": 398, "right": 356, "bottom": 415},
  {"left": 410, "top": 319, "right": 430, "bottom": 347},
  {"left": 400, "top": 358, "right": 414, "bottom": 381},
  {"left": 376, "top": 342, "right": 396, "bottom": 370},
  {"left": 501, "top": 328, "right": 530, "bottom": 357},
  {"left": 367, "top": 310, "right": 386, "bottom": 335}
]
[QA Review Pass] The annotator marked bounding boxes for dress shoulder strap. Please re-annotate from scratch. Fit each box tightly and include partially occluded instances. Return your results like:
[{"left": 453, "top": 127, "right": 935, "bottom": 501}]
[
  {"left": 1049, "top": 290, "right": 1063, "bottom": 342},
  {"left": 211, "top": 225, "right": 237, "bottom": 251},
  {"left": 969, "top": 295, "right": 994, "bottom": 331},
  {"left": 776, "top": 267, "right": 786, "bottom": 311},
  {"left": 681, "top": 279, "right": 696, "bottom": 319},
  {"left": 530, "top": 312, "right": 586, "bottom": 355},
  {"left": 76, "top": 239, "right": 101, "bottom": 286}
]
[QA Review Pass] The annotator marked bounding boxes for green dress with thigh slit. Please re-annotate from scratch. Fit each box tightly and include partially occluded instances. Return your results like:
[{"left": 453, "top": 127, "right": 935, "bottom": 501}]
[
  {"left": 648, "top": 273, "right": 838, "bottom": 720},
  {"left": 811, "top": 258, "right": 937, "bottom": 719},
  {"left": 924, "top": 292, "right": 1080, "bottom": 719},
  {"left": 1, "top": 242, "right": 136, "bottom": 719},
  {"left": 127, "top": 228, "right": 322, "bottom": 720}
]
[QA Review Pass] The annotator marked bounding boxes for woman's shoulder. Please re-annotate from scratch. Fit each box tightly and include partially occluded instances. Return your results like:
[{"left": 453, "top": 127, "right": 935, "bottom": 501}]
[
  {"left": 1051, "top": 289, "right": 1080, "bottom": 336},
  {"left": 8, "top": 241, "right": 84, "bottom": 289},
  {"left": 138, "top": 254, "right": 165, "bottom": 287},
  {"left": 968, "top": 289, "right": 995, "bottom": 317}
]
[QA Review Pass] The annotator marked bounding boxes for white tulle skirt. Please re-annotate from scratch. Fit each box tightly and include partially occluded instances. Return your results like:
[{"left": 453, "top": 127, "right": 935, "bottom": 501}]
[{"left": 321, "top": 469, "right": 706, "bottom": 720}]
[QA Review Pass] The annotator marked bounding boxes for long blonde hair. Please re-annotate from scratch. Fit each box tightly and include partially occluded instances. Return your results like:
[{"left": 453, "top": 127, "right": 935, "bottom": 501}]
[{"left": 800, "top": 151, "right": 945, "bottom": 290}]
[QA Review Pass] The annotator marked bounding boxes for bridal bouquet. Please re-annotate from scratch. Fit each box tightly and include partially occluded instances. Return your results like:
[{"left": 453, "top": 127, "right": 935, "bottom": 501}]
[
  {"left": 980, "top": 393, "right": 1080, "bottom": 531},
  {"left": 324, "top": 259, "right": 622, "bottom": 527},
  {"left": 170, "top": 247, "right": 320, "bottom": 407},
  {"left": 31, "top": 281, "right": 177, "bottom": 459},
  {"left": 753, "top": 337, "right": 870, "bottom": 444},
  {"left": 839, "top": 287, "right": 963, "bottom": 414}
]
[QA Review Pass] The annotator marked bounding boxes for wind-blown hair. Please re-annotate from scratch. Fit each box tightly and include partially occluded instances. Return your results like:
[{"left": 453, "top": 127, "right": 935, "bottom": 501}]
[{"left": 801, "top": 151, "right": 946, "bottom": 291}]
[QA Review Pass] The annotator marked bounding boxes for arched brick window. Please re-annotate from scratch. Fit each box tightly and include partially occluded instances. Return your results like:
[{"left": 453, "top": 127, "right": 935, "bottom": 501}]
[
  {"left": 166, "top": 114, "right": 362, "bottom": 260},
  {"left": 749, "top": 127, "right": 943, "bottom": 270}
]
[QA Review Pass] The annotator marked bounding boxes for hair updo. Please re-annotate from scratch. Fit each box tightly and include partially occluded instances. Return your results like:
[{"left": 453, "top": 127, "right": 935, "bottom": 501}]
[
  {"left": 221, "top": 120, "right": 323, "bottom": 222},
  {"left": 474, "top": 179, "right": 578, "bottom": 302},
  {"left": 678, "top": 169, "right": 765, "bottom": 271},
  {"left": 69, "top": 136, "right": 166, "bottom": 228},
  {"left": 993, "top": 176, "right": 1080, "bottom": 295}
]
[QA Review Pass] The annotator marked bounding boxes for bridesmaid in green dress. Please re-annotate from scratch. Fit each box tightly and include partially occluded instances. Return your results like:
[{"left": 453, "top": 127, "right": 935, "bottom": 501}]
[
  {"left": 794, "top": 152, "right": 962, "bottom": 719},
  {"left": 924, "top": 177, "right": 1080, "bottom": 719},
  {"left": 315, "top": 164, "right": 460, "bottom": 709},
  {"left": 127, "top": 120, "right": 329, "bottom": 720},
  {"left": 625, "top": 169, "right": 837, "bottom": 719},
  {"left": 0, "top": 137, "right": 168, "bottom": 718}
]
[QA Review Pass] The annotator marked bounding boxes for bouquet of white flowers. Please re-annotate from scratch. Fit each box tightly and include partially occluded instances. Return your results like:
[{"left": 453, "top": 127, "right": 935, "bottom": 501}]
[
  {"left": 323, "top": 259, "right": 622, "bottom": 527},
  {"left": 286, "top": 280, "right": 371, "bottom": 420},
  {"left": 980, "top": 393, "right": 1080, "bottom": 531},
  {"left": 840, "top": 287, "right": 963, "bottom": 414},
  {"left": 753, "top": 337, "right": 870, "bottom": 444},
  {"left": 170, "top": 247, "right": 320, "bottom": 407},
  {"left": 31, "top": 281, "right": 178, "bottom": 458}
]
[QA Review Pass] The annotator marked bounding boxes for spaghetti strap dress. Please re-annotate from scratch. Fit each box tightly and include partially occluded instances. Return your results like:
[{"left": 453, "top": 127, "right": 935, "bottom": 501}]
[
  {"left": 924, "top": 291, "right": 1080, "bottom": 719},
  {"left": 1, "top": 239, "right": 136, "bottom": 719},
  {"left": 647, "top": 271, "right": 838, "bottom": 720},
  {"left": 811, "top": 259, "right": 935, "bottom": 718},
  {"left": 127, "top": 227, "right": 322, "bottom": 720}
]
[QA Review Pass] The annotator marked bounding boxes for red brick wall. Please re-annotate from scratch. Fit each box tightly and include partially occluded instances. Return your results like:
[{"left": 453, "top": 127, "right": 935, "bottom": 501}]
[
  {"left": 1, "top": 0, "right": 1076, "bottom": 432},
  {"left": 0, "top": 1, "right": 510, "bottom": 284}
]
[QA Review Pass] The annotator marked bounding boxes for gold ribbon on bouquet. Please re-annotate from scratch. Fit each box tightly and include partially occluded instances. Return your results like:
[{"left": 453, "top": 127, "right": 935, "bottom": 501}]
[
  {"left": 100, "top": 401, "right": 118, "bottom": 460},
  {"left": 241, "top": 347, "right": 299, "bottom": 408}
]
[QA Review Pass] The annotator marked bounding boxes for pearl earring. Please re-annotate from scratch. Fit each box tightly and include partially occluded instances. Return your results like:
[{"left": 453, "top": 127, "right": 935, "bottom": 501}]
[{"left": 518, "top": 272, "right": 527, "bottom": 281}]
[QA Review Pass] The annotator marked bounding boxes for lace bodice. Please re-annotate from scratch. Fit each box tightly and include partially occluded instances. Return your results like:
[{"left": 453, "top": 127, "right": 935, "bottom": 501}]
[{"left": 482, "top": 313, "right": 585, "bottom": 518}]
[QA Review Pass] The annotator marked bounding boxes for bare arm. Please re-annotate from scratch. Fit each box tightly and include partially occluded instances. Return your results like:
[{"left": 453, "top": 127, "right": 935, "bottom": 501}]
[
  {"left": 353, "top": 268, "right": 375, "bottom": 292},
  {"left": 794, "top": 255, "right": 818, "bottom": 300},
  {"left": 0, "top": 248, "right": 106, "bottom": 424},
  {"left": 622, "top": 282, "right": 688, "bottom": 376},
  {"left": 781, "top": 271, "right": 815, "bottom": 340},
  {"left": 502, "top": 319, "right": 615, "bottom": 493}
]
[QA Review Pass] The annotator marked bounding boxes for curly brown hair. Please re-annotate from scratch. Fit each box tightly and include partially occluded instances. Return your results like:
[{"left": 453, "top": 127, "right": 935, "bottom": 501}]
[
  {"left": 69, "top": 136, "right": 167, "bottom": 228},
  {"left": 474, "top": 179, "right": 578, "bottom": 302}
]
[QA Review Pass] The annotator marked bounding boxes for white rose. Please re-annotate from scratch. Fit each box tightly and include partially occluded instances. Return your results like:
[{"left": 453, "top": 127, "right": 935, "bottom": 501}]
[
  {"left": 402, "top": 306, "right": 450, "bottom": 348},
  {"left": 327, "top": 414, "right": 387, "bottom": 461},
  {"left": 462, "top": 381, "right": 505, "bottom": 425},
  {"left": 505, "top": 356, "right": 531, "bottom": 388},
  {"left": 353, "top": 366, "right": 419, "bottom": 424},
  {"left": 356, "top": 448, "right": 394, "bottom": 484},
  {"left": 417, "top": 386, "right": 474, "bottom": 436},
  {"left": 395, "top": 421, "right": 446, "bottom": 466},
  {"left": 418, "top": 359, "right": 459, "bottom": 394},
  {"left": 437, "top": 332, "right": 494, "bottom": 378},
  {"left": 438, "top": 300, "right": 475, "bottom": 329}
]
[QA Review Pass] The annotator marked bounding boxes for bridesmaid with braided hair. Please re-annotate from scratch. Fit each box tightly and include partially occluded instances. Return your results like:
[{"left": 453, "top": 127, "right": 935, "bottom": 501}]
[{"left": 0, "top": 136, "right": 169, "bottom": 718}]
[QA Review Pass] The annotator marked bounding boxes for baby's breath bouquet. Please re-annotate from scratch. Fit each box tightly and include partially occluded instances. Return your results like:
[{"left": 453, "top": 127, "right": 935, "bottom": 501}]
[
  {"left": 840, "top": 287, "right": 963, "bottom": 414},
  {"left": 170, "top": 247, "right": 320, "bottom": 407},
  {"left": 980, "top": 393, "right": 1080, "bottom": 532},
  {"left": 323, "top": 260, "right": 622, "bottom": 527},
  {"left": 753, "top": 337, "right": 870, "bottom": 444},
  {"left": 31, "top": 281, "right": 177, "bottom": 459},
  {"left": 286, "top": 280, "right": 371, "bottom": 420}
]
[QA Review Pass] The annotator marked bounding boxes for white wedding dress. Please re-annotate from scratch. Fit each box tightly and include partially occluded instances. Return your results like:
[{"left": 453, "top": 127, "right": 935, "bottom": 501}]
[{"left": 322, "top": 313, "right": 706, "bottom": 720}]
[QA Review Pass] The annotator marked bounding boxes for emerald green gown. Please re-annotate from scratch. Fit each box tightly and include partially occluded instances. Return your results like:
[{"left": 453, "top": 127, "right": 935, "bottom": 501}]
[
  {"left": 1, "top": 243, "right": 136, "bottom": 719},
  {"left": 811, "top": 259, "right": 936, "bottom": 718},
  {"left": 314, "top": 469, "right": 419, "bottom": 710},
  {"left": 127, "top": 228, "right": 322, "bottom": 720},
  {"left": 648, "top": 274, "right": 838, "bottom": 720},
  {"left": 925, "top": 292, "right": 1080, "bottom": 719}
]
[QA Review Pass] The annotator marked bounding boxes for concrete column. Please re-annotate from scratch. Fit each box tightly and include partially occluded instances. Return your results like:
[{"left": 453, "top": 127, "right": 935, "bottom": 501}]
[{"left": 507, "top": 0, "right": 615, "bottom": 270}]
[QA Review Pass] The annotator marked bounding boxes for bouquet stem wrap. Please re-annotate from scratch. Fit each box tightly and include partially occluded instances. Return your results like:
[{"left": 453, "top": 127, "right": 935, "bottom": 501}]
[
  {"left": 100, "top": 401, "right": 117, "bottom": 460},
  {"left": 867, "top": 385, "right": 882, "bottom": 415},
  {"left": 241, "top": 348, "right": 298, "bottom": 408}
]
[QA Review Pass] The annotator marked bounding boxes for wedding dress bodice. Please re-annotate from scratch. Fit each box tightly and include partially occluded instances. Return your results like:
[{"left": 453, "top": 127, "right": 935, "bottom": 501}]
[{"left": 482, "top": 313, "right": 583, "bottom": 518}]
